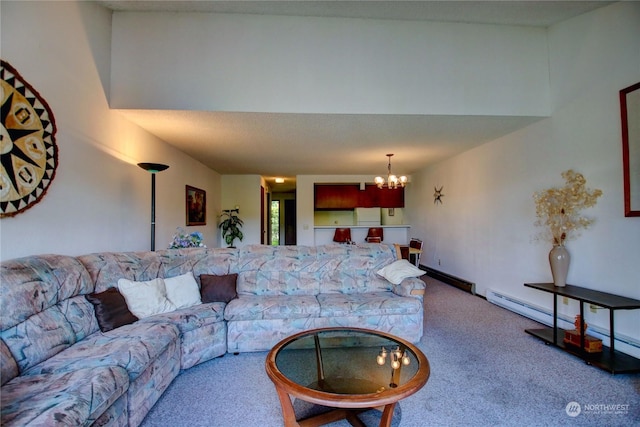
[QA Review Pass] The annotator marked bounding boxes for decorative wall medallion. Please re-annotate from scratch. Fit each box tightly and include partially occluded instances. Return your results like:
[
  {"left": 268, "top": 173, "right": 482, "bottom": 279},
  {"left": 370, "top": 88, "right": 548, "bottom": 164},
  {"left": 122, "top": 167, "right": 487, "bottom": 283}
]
[
  {"left": 434, "top": 186, "right": 444, "bottom": 204},
  {"left": 1, "top": 60, "right": 58, "bottom": 217}
]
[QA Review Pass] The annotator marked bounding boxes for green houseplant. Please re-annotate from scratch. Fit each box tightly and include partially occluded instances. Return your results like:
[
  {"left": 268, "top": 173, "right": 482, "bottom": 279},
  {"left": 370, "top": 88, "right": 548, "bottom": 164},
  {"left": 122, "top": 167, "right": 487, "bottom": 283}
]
[{"left": 218, "top": 209, "right": 243, "bottom": 247}]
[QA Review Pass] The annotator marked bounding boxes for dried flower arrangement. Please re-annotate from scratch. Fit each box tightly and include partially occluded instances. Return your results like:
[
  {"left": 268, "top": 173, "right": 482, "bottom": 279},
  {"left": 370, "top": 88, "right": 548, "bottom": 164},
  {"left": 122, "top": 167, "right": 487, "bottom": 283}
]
[{"left": 533, "top": 170, "right": 602, "bottom": 246}]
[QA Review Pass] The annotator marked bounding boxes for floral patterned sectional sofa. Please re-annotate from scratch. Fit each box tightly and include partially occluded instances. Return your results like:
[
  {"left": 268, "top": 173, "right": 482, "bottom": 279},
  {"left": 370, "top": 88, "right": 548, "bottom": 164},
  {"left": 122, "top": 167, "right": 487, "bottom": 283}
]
[{"left": 0, "top": 244, "right": 425, "bottom": 427}]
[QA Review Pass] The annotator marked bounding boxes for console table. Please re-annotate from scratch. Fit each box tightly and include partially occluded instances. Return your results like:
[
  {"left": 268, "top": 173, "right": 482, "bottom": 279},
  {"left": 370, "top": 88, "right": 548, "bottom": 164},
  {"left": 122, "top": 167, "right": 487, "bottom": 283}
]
[{"left": 524, "top": 283, "right": 640, "bottom": 374}]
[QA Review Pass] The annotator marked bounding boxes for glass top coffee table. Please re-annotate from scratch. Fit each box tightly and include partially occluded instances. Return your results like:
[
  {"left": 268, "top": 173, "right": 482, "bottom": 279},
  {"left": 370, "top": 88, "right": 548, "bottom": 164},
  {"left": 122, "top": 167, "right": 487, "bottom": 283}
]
[{"left": 265, "top": 327, "right": 430, "bottom": 427}]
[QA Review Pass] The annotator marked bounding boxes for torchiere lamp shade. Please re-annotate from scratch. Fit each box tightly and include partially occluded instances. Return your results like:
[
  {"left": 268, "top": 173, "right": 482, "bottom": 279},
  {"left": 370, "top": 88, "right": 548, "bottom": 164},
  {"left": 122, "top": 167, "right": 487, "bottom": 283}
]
[
  {"left": 138, "top": 163, "right": 169, "bottom": 173},
  {"left": 138, "top": 162, "right": 169, "bottom": 251}
]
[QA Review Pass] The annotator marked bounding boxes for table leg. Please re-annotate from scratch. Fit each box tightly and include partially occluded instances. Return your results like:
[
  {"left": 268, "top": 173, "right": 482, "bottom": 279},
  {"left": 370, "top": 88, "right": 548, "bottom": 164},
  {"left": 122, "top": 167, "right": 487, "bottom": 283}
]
[
  {"left": 553, "top": 294, "right": 558, "bottom": 345},
  {"left": 609, "top": 309, "right": 615, "bottom": 356},
  {"left": 274, "top": 386, "right": 300, "bottom": 427},
  {"left": 379, "top": 403, "right": 397, "bottom": 427}
]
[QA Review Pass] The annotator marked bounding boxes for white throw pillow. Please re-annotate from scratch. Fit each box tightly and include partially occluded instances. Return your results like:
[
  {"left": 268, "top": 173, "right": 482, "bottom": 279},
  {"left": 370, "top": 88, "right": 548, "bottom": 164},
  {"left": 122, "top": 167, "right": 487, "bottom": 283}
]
[
  {"left": 164, "top": 272, "right": 202, "bottom": 309},
  {"left": 376, "top": 260, "right": 425, "bottom": 285},
  {"left": 117, "top": 278, "right": 176, "bottom": 318}
]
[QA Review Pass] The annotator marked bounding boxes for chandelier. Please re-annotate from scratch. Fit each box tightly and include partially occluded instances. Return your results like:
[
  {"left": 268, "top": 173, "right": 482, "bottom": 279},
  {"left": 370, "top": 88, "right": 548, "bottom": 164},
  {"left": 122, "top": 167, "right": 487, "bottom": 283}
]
[
  {"left": 375, "top": 154, "right": 407, "bottom": 189},
  {"left": 376, "top": 345, "right": 411, "bottom": 388}
]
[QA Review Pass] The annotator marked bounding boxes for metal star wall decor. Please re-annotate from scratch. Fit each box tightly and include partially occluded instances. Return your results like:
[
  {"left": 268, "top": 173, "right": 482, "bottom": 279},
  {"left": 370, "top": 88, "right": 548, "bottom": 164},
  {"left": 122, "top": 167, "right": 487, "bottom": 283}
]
[
  {"left": 1, "top": 60, "right": 58, "bottom": 217},
  {"left": 433, "top": 186, "right": 444, "bottom": 204}
]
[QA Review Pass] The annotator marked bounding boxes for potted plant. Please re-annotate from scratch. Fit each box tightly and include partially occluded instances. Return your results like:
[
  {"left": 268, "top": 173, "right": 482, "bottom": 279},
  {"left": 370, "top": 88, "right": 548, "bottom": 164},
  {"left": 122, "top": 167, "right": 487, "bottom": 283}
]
[{"left": 218, "top": 209, "right": 243, "bottom": 247}]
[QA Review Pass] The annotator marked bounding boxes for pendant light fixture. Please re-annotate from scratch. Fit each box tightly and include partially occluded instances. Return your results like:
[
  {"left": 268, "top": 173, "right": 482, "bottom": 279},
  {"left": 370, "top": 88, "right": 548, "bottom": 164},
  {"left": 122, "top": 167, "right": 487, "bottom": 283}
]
[{"left": 375, "top": 154, "right": 407, "bottom": 189}]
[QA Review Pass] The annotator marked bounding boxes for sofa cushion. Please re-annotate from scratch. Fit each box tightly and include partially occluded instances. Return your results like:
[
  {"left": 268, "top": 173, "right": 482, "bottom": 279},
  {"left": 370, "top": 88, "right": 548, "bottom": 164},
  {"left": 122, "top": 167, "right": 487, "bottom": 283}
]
[
  {"left": 1, "top": 365, "right": 129, "bottom": 426},
  {"left": 117, "top": 278, "right": 176, "bottom": 318},
  {"left": 60, "top": 295, "right": 101, "bottom": 342},
  {"left": 138, "top": 302, "right": 226, "bottom": 334},
  {"left": 318, "top": 292, "right": 422, "bottom": 317},
  {"left": 164, "top": 272, "right": 202, "bottom": 309},
  {"left": 1, "top": 306, "right": 77, "bottom": 374},
  {"left": 316, "top": 244, "right": 397, "bottom": 294},
  {"left": 0, "top": 255, "right": 94, "bottom": 331},
  {"left": 22, "top": 322, "right": 179, "bottom": 381},
  {"left": 0, "top": 340, "right": 18, "bottom": 386},
  {"left": 200, "top": 273, "right": 238, "bottom": 303},
  {"left": 224, "top": 295, "right": 320, "bottom": 321},
  {"left": 77, "top": 252, "right": 164, "bottom": 294},
  {"left": 86, "top": 288, "right": 139, "bottom": 332},
  {"left": 376, "top": 260, "right": 425, "bottom": 285},
  {"left": 236, "top": 245, "right": 321, "bottom": 296}
]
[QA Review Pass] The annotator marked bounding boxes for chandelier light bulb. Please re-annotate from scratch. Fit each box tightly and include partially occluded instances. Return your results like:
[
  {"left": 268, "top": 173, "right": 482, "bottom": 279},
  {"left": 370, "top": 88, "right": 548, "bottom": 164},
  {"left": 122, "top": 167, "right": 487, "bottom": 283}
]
[{"left": 402, "top": 353, "right": 410, "bottom": 366}]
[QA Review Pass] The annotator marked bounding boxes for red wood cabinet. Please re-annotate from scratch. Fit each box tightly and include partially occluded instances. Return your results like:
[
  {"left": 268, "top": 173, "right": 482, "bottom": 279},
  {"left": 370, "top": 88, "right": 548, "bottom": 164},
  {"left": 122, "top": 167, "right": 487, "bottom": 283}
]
[
  {"left": 377, "top": 186, "right": 405, "bottom": 208},
  {"left": 314, "top": 184, "right": 404, "bottom": 209},
  {"left": 314, "top": 184, "right": 360, "bottom": 209}
]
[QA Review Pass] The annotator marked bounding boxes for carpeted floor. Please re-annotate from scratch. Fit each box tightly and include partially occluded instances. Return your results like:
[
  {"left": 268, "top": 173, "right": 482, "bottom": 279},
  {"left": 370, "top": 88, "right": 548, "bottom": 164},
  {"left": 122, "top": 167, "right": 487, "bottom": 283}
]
[{"left": 141, "top": 278, "right": 640, "bottom": 426}]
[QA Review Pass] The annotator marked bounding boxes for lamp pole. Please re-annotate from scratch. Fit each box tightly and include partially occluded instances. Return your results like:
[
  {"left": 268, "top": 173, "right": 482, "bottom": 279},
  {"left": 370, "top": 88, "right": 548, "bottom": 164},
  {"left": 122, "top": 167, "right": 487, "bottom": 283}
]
[{"left": 138, "top": 163, "right": 169, "bottom": 251}]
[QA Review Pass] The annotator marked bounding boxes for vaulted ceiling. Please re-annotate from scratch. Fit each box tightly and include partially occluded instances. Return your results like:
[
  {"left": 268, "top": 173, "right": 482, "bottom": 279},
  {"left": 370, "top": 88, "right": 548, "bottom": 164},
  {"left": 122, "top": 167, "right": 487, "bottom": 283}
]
[{"left": 99, "top": 1, "right": 612, "bottom": 192}]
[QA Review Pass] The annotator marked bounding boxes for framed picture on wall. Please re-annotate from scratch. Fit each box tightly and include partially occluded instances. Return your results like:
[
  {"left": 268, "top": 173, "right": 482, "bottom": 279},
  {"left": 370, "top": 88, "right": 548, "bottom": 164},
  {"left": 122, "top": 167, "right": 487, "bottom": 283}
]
[{"left": 186, "top": 185, "right": 206, "bottom": 226}]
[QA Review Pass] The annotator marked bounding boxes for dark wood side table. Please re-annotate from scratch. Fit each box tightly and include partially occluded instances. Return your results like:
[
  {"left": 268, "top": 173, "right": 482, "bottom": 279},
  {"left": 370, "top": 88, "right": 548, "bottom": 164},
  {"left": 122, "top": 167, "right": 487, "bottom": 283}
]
[{"left": 524, "top": 283, "right": 640, "bottom": 374}]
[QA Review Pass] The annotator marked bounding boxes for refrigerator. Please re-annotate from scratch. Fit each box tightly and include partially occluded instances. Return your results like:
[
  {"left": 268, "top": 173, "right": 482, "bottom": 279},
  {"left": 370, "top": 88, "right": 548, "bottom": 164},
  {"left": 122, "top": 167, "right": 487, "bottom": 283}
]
[{"left": 354, "top": 208, "right": 381, "bottom": 226}]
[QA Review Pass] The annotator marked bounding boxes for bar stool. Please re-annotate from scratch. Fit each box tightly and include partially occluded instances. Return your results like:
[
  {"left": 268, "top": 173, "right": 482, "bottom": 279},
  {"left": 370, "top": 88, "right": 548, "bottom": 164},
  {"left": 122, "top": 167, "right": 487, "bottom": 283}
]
[
  {"left": 365, "top": 227, "right": 384, "bottom": 243},
  {"left": 333, "top": 228, "right": 352, "bottom": 244}
]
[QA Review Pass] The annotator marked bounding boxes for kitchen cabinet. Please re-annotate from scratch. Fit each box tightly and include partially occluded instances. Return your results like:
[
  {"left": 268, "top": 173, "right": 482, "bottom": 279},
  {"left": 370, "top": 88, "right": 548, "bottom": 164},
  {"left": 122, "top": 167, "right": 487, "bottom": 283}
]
[
  {"left": 314, "top": 184, "right": 404, "bottom": 209},
  {"left": 377, "top": 186, "right": 404, "bottom": 208},
  {"left": 314, "top": 184, "right": 360, "bottom": 209}
]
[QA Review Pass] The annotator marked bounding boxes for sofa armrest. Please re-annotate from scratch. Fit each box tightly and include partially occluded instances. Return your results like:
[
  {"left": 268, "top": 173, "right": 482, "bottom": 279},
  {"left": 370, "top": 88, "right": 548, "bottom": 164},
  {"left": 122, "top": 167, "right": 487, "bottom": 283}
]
[{"left": 392, "top": 277, "right": 426, "bottom": 298}]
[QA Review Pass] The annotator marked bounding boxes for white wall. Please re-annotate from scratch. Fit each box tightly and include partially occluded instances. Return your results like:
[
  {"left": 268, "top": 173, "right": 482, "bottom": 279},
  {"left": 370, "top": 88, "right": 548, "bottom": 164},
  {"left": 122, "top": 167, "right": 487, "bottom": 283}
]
[
  {"left": 408, "top": 2, "right": 640, "bottom": 340},
  {"left": 0, "top": 1, "right": 221, "bottom": 261},
  {"left": 109, "top": 11, "right": 550, "bottom": 117},
  {"left": 220, "top": 175, "right": 263, "bottom": 247}
]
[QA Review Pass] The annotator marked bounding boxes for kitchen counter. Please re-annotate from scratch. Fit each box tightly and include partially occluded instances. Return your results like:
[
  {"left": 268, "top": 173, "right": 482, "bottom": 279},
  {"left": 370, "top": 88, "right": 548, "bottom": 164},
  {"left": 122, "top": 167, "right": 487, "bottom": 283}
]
[{"left": 314, "top": 225, "right": 411, "bottom": 245}]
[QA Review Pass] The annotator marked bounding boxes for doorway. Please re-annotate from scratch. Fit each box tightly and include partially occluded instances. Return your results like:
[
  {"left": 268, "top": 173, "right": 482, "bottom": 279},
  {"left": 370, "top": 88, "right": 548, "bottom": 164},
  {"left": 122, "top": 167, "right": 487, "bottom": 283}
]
[
  {"left": 284, "top": 199, "right": 296, "bottom": 245},
  {"left": 269, "top": 193, "right": 296, "bottom": 245}
]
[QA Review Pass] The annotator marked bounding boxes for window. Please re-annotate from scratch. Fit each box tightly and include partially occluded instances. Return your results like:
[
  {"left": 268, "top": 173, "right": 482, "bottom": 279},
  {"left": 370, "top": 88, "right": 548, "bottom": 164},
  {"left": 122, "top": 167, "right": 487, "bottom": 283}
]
[{"left": 270, "top": 200, "right": 280, "bottom": 245}]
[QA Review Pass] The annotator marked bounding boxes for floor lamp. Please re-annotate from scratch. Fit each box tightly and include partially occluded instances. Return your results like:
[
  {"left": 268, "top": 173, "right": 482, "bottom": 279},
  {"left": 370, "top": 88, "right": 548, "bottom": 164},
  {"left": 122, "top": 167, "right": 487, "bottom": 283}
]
[{"left": 138, "top": 162, "right": 169, "bottom": 251}]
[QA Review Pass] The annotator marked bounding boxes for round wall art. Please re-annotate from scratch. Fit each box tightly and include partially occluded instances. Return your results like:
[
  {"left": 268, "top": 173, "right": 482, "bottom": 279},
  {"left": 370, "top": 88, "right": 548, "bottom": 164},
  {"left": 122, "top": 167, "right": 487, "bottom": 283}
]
[{"left": 1, "top": 60, "right": 58, "bottom": 217}]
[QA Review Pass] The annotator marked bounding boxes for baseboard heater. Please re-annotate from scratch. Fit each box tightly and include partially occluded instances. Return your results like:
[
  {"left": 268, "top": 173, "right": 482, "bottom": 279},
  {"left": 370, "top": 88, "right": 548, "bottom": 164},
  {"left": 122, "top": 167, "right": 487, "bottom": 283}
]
[
  {"left": 487, "top": 288, "right": 640, "bottom": 359},
  {"left": 425, "top": 267, "right": 476, "bottom": 295}
]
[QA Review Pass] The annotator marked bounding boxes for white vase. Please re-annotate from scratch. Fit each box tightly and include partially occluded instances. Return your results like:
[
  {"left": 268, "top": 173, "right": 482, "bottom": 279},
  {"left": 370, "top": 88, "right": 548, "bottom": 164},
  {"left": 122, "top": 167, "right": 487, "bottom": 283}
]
[{"left": 549, "top": 245, "right": 570, "bottom": 287}]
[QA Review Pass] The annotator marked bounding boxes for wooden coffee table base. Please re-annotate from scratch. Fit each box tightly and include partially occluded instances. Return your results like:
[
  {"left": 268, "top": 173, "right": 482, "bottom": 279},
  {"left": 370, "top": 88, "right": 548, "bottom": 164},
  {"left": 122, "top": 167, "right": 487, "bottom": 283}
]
[{"left": 274, "top": 386, "right": 397, "bottom": 427}]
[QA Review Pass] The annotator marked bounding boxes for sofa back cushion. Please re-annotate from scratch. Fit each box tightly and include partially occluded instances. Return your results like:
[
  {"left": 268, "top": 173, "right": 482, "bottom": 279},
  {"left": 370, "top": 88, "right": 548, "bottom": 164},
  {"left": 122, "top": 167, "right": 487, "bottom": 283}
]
[
  {"left": 78, "top": 251, "right": 165, "bottom": 293},
  {"left": 233, "top": 244, "right": 396, "bottom": 296},
  {"left": 0, "top": 255, "right": 95, "bottom": 377},
  {"left": 316, "top": 244, "right": 396, "bottom": 294},
  {"left": 236, "top": 245, "right": 321, "bottom": 296},
  {"left": 1, "top": 340, "right": 18, "bottom": 386},
  {"left": 78, "top": 248, "right": 239, "bottom": 293}
]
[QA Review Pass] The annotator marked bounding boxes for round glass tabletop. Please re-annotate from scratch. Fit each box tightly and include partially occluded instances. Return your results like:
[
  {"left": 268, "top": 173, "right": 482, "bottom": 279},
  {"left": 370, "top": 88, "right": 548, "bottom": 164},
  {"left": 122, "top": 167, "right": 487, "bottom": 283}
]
[{"left": 271, "top": 328, "right": 427, "bottom": 398}]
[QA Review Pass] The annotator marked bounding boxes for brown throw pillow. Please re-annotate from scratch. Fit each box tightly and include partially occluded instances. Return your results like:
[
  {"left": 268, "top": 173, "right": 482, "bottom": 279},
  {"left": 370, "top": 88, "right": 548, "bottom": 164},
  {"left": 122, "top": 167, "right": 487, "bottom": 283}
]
[
  {"left": 86, "top": 288, "right": 139, "bottom": 332},
  {"left": 200, "top": 273, "right": 238, "bottom": 303}
]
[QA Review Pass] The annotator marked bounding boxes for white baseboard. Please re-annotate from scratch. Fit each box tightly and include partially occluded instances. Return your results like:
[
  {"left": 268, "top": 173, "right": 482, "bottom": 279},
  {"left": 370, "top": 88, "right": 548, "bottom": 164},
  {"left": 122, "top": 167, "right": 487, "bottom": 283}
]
[{"left": 486, "top": 288, "right": 640, "bottom": 359}]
